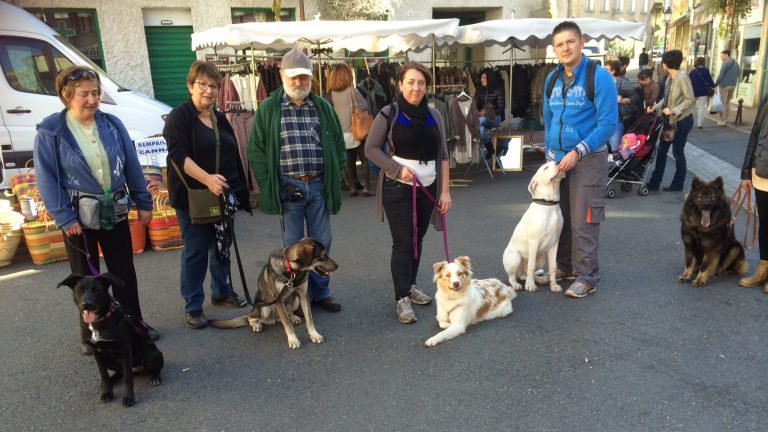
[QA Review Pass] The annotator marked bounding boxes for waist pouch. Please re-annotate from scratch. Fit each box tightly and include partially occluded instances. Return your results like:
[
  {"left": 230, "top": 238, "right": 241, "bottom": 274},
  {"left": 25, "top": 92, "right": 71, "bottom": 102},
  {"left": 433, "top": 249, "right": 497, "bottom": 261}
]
[{"left": 71, "top": 187, "right": 129, "bottom": 230}]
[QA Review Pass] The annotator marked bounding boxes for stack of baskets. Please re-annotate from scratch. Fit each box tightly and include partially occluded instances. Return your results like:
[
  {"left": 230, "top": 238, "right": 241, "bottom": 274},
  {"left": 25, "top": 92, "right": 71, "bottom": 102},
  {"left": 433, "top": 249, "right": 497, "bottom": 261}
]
[
  {"left": 0, "top": 200, "right": 25, "bottom": 267},
  {"left": 146, "top": 181, "right": 183, "bottom": 251}
]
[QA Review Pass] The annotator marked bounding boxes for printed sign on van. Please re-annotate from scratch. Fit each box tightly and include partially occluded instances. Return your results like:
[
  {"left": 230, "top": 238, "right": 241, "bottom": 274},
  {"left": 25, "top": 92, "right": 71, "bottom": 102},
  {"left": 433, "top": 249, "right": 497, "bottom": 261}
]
[{"left": 135, "top": 137, "right": 168, "bottom": 167}]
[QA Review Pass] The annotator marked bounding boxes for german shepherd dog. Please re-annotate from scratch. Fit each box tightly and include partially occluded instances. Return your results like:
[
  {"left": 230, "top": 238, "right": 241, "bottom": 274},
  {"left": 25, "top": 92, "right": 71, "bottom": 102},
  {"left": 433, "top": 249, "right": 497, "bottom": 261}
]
[
  {"left": 58, "top": 273, "right": 163, "bottom": 407},
  {"left": 679, "top": 177, "right": 747, "bottom": 287},
  {"left": 208, "top": 237, "right": 338, "bottom": 349}
]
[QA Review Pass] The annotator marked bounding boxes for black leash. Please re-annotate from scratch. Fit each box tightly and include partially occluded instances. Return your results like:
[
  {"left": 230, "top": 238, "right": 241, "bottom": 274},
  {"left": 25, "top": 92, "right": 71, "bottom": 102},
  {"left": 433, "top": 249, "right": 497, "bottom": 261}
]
[{"left": 229, "top": 218, "right": 252, "bottom": 306}]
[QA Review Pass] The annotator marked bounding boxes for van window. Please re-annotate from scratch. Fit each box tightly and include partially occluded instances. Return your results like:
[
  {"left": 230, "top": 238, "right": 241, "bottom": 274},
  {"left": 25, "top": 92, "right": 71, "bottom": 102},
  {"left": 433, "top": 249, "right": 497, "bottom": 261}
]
[{"left": 0, "top": 36, "right": 71, "bottom": 95}]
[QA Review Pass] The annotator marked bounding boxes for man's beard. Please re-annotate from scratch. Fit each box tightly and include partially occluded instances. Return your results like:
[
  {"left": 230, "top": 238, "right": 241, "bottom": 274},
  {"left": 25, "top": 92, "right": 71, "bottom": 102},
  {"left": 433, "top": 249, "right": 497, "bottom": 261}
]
[{"left": 284, "top": 83, "right": 311, "bottom": 100}]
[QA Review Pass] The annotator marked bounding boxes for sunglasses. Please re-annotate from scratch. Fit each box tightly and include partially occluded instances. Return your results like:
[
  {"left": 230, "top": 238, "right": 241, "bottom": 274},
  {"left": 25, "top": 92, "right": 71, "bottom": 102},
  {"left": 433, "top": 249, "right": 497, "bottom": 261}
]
[{"left": 64, "top": 69, "right": 98, "bottom": 85}]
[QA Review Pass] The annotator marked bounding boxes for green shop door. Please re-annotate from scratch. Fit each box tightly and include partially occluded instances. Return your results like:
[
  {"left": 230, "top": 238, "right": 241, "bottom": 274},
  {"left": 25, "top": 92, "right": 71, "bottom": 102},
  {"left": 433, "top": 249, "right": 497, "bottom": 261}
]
[{"left": 144, "top": 26, "right": 195, "bottom": 108}]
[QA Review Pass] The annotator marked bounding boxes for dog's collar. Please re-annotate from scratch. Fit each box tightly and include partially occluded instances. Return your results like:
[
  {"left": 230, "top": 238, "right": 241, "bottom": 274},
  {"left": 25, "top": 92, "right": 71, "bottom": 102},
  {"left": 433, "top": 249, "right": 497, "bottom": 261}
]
[
  {"left": 282, "top": 252, "right": 297, "bottom": 284},
  {"left": 532, "top": 198, "right": 559, "bottom": 206}
]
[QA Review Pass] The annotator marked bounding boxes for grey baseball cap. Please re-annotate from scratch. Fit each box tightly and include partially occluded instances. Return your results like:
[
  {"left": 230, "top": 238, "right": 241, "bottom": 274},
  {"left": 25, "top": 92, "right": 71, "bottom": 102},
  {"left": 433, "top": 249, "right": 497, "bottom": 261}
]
[{"left": 281, "top": 48, "right": 312, "bottom": 77}]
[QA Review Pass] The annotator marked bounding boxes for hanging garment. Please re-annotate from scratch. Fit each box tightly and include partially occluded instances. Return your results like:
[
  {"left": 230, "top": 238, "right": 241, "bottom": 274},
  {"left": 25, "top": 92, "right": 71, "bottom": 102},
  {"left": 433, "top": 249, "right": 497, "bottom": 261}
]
[{"left": 448, "top": 97, "right": 480, "bottom": 164}]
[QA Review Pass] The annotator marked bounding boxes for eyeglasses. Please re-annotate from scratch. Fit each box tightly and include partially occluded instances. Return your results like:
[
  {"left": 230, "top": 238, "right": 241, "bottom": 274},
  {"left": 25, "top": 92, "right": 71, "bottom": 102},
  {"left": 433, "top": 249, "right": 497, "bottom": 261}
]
[
  {"left": 64, "top": 69, "right": 98, "bottom": 85},
  {"left": 195, "top": 81, "right": 219, "bottom": 92}
]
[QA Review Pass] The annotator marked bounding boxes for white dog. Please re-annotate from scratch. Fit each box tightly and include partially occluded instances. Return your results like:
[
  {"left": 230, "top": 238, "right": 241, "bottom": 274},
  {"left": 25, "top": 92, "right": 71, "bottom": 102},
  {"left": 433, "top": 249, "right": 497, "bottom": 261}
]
[
  {"left": 502, "top": 161, "right": 566, "bottom": 293},
  {"left": 425, "top": 256, "right": 516, "bottom": 347}
]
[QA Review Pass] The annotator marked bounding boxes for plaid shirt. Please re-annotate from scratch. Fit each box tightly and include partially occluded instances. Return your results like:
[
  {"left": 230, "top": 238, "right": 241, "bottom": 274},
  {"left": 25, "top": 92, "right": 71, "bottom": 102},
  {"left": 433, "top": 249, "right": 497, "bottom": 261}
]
[{"left": 279, "top": 93, "right": 323, "bottom": 176}]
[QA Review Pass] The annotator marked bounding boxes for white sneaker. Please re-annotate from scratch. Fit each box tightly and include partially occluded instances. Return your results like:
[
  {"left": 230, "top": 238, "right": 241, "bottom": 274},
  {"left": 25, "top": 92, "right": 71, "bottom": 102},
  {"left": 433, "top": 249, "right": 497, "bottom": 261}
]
[{"left": 717, "top": 121, "right": 726, "bottom": 126}]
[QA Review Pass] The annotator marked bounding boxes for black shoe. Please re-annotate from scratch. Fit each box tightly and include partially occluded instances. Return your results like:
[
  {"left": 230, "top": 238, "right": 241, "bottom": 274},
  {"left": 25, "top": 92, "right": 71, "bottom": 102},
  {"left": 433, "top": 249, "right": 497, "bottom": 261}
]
[
  {"left": 311, "top": 297, "right": 341, "bottom": 312},
  {"left": 646, "top": 184, "right": 659, "bottom": 191},
  {"left": 211, "top": 293, "right": 247, "bottom": 308},
  {"left": 185, "top": 310, "right": 207, "bottom": 329},
  {"left": 81, "top": 343, "right": 93, "bottom": 356},
  {"left": 662, "top": 185, "right": 683, "bottom": 192},
  {"left": 141, "top": 321, "right": 160, "bottom": 341}
]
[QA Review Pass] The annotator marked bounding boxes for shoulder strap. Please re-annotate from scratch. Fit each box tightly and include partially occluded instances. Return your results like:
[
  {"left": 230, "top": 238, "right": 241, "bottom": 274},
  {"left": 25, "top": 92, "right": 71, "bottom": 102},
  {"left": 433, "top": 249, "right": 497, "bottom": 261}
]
[
  {"left": 171, "top": 107, "right": 220, "bottom": 190},
  {"left": 545, "top": 68, "right": 560, "bottom": 100},
  {"left": 585, "top": 59, "right": 597, "bottom": 102}
]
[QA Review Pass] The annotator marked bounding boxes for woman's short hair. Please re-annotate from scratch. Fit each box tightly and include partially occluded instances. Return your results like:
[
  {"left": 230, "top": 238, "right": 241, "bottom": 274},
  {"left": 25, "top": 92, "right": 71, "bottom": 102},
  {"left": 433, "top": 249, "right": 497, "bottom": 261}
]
[
  {"left": 326, "top": 63, "right": 354, "bottom": 92},
  {"left": 185, "top": 60, "right": 221, "bottom": 86},
  {"left": 694, "top": 56, "right": 706, "bottom": 68},
  {"left": 56, "top": 65, "right": 101, "bottom": 107},
  {"left": 661, "top": 50, "right": 684, "bottom": 70},
  {"left": 398, "top": 61, "right": 432, "bottom": 86},
  {"left": 637, "top": 69, "right": 653, "bottom": 80}
]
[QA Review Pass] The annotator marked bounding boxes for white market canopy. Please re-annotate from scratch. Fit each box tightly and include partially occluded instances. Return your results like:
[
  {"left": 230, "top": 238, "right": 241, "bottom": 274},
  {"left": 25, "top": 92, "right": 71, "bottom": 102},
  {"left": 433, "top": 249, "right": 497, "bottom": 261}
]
[
  {"left": 191, "top": 18, "right": 460, "bottom": 53},
  {"left": 428, "top": 18, "right": 647, "bottom": 49}
]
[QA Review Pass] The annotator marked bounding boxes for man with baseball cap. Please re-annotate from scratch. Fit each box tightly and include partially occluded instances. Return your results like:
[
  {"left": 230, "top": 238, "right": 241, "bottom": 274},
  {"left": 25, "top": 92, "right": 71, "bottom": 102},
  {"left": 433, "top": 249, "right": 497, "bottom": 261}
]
[{"left": 248, "top": 47, "right": 346, "bottom": 313}]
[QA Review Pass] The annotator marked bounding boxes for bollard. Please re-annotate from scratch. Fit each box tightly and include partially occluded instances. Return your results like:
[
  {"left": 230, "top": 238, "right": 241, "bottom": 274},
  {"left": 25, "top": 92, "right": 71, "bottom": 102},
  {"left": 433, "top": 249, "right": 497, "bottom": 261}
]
[{"left": 735, "top": 99, "right": 744, "bottom": 125}]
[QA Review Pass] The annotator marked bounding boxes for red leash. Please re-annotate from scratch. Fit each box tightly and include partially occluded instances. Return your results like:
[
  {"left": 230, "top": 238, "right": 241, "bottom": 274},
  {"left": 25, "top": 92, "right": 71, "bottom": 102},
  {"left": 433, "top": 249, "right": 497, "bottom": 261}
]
[{"left": 412, "top": 176, "right": 450, "bottom": 261}]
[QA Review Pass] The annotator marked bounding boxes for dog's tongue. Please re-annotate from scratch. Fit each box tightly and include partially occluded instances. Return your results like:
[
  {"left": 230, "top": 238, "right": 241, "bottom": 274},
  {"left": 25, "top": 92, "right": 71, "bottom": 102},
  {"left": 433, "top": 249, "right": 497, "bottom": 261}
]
[
  {"left": 701, "top": 210, "right": 711, "bottom": 228},
  {"left": 82, "top": 310, "right": 97, "bottom": 323}
]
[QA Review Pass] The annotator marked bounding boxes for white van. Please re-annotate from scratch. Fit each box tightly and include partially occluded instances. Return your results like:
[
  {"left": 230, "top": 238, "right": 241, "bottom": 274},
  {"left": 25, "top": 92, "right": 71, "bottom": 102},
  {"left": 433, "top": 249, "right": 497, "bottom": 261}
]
[{"left": 0, "top": 2, "right": 170, "bottom": 189}]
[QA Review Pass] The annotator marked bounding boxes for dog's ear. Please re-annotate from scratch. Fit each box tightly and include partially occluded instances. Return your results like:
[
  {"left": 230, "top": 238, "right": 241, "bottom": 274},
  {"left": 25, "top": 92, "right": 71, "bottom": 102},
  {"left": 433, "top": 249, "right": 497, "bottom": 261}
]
[
  {"left": 57, "top": 273, "right": 83, "bottom": 289},
  {"left": 528, "top": 177, "right": 537, "bottom": 195},
  {"left": 713, "top": 176, "right": 723, "bottom": 190},
  {"left": 691, "top": 177, "right": 702, "bottom": 190},
  {"left": 455, "top": 256, "right": 471, "bottom": 270},
  {"left": 296, "top": 241, "right": 316, "bottom": 267},
  {"left": 433, "top": 261, "right": 447, "bottom": 275},
  {"left": 97, "top": 272, "right": 125, "bottom": 290}
]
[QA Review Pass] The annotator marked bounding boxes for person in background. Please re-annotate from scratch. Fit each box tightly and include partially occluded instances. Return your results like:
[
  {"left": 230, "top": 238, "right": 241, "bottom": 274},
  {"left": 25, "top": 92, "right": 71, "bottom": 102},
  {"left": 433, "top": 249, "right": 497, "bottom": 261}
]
[
  {"left": 617, "top": 56, "right": 630, "bottom": 79},
  {"left": 542, "top": 21, "right": 617, "bottom": 299},
  {"left": 248, "top": 47, "right": 346, "bottom": 314},
  {"left": 325, "top": 63, "right": 371, "bottom": 197},
  {"left": 638, "top": 48, "right": 649, "bottom": 70},
  {"left": 738, "top": 93, "right": 768, "bottom": 293},
  {"left": 714, "top": 50, "right": 740, "bottom": 126},
  {"left": 474, "top": 68, "right": 505, "bottom": 159},
  {"left": 637, "top": 69, "right": 660, "bottom": 111},
  {"left": 688, "top": 56, "right": 717, "bottom": 129},
  {"left": 604, "top": 60, "right": 636, "bottom": 151},
  {"left": 164, "top": 61, "right": 252, "bottom": 329},
  {"left": 646, "top": 50, "right": 695, "bottom": 193},
  {"left": 365, "top": 61, "right": 452, "bottom": 323},
  {"left": 34, "top": 65, "right": 158, "bottom": 354}
]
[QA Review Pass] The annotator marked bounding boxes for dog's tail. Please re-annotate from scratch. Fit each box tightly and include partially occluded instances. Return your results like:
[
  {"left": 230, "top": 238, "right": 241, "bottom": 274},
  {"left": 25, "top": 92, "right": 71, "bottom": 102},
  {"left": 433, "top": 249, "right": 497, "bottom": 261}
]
[{"left": 207, "top": 315, "right": 250, "bottom": 329}]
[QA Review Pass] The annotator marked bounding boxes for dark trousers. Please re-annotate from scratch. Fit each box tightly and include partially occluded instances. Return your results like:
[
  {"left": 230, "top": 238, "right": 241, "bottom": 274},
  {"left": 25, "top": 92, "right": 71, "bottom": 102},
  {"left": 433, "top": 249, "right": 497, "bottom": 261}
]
[
  {"left": 382, "top": 177, "right": 436, "bottom": 300},
  {"left": 756, "top": 188, "right": 768, "bottom": 261},
  {"left": 649, "top": 115, "right": 693, "bottom": 190},
  {"left": 63, "top": 220, "right": 143, "bottom": 340},
  {"left": 344, "top": 145, "right": 371, "bottom": 193}
]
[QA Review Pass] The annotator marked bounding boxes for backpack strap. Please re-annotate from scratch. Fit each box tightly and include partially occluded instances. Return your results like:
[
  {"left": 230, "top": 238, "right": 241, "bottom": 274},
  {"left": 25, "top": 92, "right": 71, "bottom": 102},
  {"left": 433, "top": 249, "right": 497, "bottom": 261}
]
[{"left": 545, "top": 59, "right": 597, "bottom": 102}]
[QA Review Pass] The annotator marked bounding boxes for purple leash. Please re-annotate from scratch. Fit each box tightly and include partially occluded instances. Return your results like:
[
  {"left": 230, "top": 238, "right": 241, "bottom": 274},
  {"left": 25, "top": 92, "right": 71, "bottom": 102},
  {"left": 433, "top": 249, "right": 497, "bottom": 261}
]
[
  {"left": 64, "top": 230, "right": 100, "bottom": 276},
  {"left": 412, "top": 176, "right": 450, "bottom": 261}
]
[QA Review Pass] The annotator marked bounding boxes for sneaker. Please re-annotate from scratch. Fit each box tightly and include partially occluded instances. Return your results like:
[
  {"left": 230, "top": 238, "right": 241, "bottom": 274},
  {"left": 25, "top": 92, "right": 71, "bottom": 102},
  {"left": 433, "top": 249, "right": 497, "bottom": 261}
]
[
  {"left": 564, "top": 281, "right": 596, "bottom": 298},
  {"left": 396, "top": 297, "right": 417, "bottom": 324},
  {"left": 717, "top": 120, "right": 726, "bottom": 126},
  {"left": 185, "top": 310, "right": 207, "bottom": 329},
  {"left": 312, "top": 296, "right": 341, "bottom": 312},
  {"left": 409, "top": 286, "right": 432, "bottom": 305},
  {"left": 211, "top": 293, "right": 247, "bottom": 308}
]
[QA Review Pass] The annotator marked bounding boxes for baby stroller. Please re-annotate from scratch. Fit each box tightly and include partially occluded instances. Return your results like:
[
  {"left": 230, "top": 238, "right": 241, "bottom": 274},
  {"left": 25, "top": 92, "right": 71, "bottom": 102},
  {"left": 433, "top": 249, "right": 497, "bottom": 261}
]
[{"left": 606, "top": 112, "right": 663, "bottom": 198}]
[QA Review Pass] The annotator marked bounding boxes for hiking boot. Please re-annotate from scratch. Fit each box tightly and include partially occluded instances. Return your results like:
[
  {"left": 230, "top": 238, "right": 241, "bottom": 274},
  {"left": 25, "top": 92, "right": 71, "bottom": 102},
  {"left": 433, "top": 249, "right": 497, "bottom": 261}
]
[
  {"left": 739, "top": 260, "right": 768, "bottom": 287},
  {"left": 185, "top": 310, "right": 207, "bottom": 329},
  {"left": 312, "top": 296, "right": 341, "bottom": 312},
  {"left": 564, "top": 281, "right": 596, "bottom": 298},
  {"left": 211, "top": 293, "right": 247, "bottom": 308},
  {"left": 409, "top": 286, "right": 432, "bottom": 305},
  {"left": 396, "top": 297, "right": 417, "bottom": 324}
]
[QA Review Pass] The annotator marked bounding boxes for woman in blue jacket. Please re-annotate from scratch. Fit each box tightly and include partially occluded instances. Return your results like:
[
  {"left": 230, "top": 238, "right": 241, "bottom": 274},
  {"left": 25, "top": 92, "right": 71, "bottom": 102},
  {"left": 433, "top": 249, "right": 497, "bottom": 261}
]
[
  {"left": 34, "top": 66, "right": 158, "bottom": 354},
  {"left": 689, "top": 56, "right": 717, "bottom": 129}
]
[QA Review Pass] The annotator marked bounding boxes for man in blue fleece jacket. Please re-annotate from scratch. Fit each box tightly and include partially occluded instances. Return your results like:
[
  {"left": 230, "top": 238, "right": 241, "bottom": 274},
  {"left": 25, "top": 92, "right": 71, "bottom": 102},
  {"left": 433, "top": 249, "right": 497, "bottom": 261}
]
[{"left": 543, "top": 21, "right": 618, "bottom": 298}]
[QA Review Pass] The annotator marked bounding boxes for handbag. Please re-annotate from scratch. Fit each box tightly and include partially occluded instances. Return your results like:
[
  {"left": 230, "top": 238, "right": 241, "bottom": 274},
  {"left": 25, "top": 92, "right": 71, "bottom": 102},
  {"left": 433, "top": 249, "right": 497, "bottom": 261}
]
[
  {"left": 171, "top": 107, "right": 222, "bottom": 224},
  {"left": 350, "top": 89, "right": 373, "bottom": 141},
  {"left": 661, "top": 117, "right": 676, "bottom": 143}
]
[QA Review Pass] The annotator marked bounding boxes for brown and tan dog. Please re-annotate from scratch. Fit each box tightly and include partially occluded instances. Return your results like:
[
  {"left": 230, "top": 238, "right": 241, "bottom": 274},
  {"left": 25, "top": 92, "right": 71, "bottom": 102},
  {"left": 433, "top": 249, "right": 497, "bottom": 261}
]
[{"left": 208, "top": 237, "right": 338, "bottom": 349}]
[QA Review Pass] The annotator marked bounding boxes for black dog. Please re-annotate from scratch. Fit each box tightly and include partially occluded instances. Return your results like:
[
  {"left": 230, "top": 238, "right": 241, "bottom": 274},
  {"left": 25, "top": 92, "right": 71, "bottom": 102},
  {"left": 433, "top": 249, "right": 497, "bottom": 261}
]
[{"left": 58, "top": 273, "right": 164, "bottom": 407}]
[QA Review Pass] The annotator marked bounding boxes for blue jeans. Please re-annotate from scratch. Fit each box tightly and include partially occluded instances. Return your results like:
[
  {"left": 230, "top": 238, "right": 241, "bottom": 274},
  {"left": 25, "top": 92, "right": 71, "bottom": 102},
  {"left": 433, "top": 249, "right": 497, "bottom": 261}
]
[
  {"left": 648, "top": 115, "right": 693, "bottom": 190},
  {"left": 177, "top": 208, "right": 235, "bottom": 313},
  {"left": 279, "top": 175, "right": 332, "bottom": 300},
  {"left": 479, "top": 116, "right": 501, "bottom": 153}
]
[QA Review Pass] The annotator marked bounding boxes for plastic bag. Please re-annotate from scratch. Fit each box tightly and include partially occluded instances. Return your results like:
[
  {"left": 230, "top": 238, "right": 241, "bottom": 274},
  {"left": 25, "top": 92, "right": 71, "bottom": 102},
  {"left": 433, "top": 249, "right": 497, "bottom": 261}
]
[{"left": 709, "top": 91, "right": 723, "bottom": 114}]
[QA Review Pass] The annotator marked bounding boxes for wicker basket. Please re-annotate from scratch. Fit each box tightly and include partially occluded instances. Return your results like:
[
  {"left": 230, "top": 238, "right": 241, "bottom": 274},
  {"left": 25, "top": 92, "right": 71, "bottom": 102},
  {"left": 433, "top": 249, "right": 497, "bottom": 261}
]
[{"left": 0, "top": 227, "right": 23, "bottom": 267}]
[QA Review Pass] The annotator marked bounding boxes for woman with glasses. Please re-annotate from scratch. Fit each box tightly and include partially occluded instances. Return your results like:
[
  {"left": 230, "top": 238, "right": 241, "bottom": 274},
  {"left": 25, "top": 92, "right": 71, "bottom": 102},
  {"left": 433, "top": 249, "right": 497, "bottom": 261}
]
[
  {"left": 163, "top": 61, "right": 251, "bottom": 329},
  {"left": 34, "top": 65, "right": 158, "bottom": 354}
]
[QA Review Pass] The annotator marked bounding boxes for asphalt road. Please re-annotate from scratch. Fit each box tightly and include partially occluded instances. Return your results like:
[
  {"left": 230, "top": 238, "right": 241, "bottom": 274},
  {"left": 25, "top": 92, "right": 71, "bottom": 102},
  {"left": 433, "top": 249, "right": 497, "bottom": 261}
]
[{"left": 1, "top": 149, "right": 766, "bottom": 431}]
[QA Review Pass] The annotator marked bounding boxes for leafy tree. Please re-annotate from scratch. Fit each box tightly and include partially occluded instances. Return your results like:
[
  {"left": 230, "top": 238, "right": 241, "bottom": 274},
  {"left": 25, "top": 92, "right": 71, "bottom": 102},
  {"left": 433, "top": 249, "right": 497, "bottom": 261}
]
[
  {"left": 273, "top": 0, "right": 395, "bottom": 21},
  {"left": 704, "top": 0, "right": 753, "bottom": 50}
]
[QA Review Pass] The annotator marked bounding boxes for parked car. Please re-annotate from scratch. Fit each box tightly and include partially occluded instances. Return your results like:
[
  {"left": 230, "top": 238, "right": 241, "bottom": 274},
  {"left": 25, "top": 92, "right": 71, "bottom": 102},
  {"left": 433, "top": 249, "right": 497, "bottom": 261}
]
[{"left": 0, "top": 2, "right": 170, "bottom": 189}]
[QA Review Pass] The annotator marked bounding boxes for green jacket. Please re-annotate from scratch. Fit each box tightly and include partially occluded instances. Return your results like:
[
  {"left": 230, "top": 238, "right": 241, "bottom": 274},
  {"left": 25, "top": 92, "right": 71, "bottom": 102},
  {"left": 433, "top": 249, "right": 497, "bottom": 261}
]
[{"left": 247, "top": 88, "right": 346, "bottom": 215}]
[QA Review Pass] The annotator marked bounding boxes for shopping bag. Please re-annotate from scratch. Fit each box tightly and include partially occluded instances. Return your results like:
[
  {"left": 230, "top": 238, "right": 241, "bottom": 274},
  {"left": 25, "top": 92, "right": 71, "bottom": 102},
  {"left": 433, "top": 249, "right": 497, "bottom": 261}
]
[{"left": 709, "top": 91, "right": 723, "bottom": 114}]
